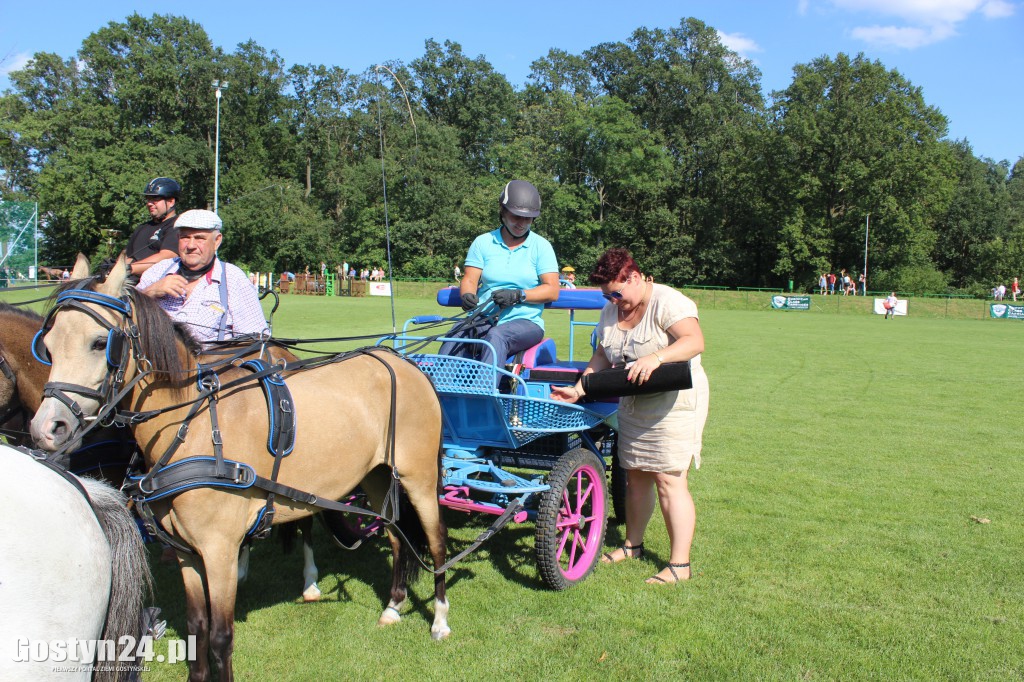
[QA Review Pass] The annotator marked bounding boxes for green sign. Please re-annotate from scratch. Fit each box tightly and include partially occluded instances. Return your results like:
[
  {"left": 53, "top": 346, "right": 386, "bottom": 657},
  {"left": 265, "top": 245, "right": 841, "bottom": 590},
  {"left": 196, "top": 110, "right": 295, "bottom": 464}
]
[
  {"left": 771, "top": 295, "right": 811, "bottom": 311},
  {"left": 990, "top": 303, "right": 1024, "bottom": 319}
]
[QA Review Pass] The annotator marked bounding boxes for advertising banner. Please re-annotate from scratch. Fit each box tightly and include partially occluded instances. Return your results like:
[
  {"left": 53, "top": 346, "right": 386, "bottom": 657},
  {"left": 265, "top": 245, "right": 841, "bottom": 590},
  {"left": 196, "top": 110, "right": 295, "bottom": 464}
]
[
  {"left": 770, "top": 295, "right": 811, "bottom": 310},
  {"left": 990, "top": 303, "right": 1024, "bottom": 319},
  {"left": 873, "top": 298, "right": 908, "bottom": 316},
  {"left": 369, "top": 282, "right": 393, "bottom": 297}
]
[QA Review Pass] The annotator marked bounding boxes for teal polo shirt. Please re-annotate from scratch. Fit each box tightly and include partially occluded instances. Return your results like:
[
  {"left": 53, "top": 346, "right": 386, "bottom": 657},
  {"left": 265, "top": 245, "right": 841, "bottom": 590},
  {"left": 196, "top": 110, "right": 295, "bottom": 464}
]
[{"left": 465, "top": 227, "right": 559, "bottom": 331}]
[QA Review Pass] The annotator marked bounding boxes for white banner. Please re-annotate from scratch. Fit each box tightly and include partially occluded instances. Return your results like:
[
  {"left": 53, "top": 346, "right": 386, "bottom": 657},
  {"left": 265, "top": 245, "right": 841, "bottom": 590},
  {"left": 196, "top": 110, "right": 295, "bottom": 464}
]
[
  {"left": 873, "top": 298, "right": 908, "bottom": 316},
  {"left": 369, "top": 282, "right": 392, "bottom": 297}
]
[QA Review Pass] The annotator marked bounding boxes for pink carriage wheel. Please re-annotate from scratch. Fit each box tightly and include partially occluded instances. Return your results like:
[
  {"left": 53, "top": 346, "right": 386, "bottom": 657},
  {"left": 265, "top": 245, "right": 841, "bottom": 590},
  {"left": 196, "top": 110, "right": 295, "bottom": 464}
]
[{"left": 534, "top": 448, "right": 608, "bottom": 590}]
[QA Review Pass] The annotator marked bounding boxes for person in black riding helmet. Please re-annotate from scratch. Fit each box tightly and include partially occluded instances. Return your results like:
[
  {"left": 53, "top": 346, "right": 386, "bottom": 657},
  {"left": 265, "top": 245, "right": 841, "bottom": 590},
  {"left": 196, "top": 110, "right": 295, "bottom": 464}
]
[
  {"left": 126, "top": 177, "right": 181, "bottom": 279},
  {"left": 440, "top": 179, "right": 560, "bottom": 371}
]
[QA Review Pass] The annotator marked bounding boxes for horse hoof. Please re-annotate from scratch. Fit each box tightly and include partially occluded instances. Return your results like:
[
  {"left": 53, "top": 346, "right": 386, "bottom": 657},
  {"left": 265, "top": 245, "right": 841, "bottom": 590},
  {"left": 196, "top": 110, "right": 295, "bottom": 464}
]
[
  {"left": 431, "top": 626, "right": 452, "bottom": 640},
  {"left": 377, "top": 606, "right": 402, "bottom": 626},
  {"left": 302, "top": 585, "right": 322, "bottom": 602}
]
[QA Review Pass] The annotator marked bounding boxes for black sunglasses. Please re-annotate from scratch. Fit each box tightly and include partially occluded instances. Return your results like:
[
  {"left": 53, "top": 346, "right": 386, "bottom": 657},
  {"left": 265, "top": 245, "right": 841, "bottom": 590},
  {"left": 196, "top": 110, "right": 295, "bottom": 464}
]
[{"left": 602, "top": 279, "right": 629, "bottom": 302}]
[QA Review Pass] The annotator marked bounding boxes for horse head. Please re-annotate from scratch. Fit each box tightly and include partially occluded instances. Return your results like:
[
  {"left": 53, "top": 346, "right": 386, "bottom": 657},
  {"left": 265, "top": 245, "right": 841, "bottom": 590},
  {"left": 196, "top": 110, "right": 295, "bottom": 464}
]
[
  {"left": 31, "top": 253, "right": 197, "bottom": 454},
  {"left": 30, "top": 253, "right": 133, "bottom": 452}
]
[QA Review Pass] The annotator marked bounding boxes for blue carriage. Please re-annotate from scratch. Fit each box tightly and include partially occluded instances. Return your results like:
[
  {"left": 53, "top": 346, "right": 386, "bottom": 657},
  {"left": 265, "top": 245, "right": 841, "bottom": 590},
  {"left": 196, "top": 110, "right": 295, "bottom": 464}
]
[{"left": 384, "top": 288, "right": 622, "bottom": 589}]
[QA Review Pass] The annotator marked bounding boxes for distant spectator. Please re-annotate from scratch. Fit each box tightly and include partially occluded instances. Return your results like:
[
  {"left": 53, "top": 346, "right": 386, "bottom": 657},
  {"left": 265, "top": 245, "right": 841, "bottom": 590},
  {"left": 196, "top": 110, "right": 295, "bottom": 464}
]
[
  {"left": 884, "top": 292, "right": 898, "bottom": 320},
  {"left": 1012, "top": 277, "right": 1020, "bottom": 302},
  {"left": 827, "top": 272, "right": 836, "bottom": 295},
  {"left": 995, "top": 284, "right": 1006, "bottom": 301},
  {"left": 858, "top": 272, "right": 866, "bottom": 296},
  {"left": 819, "top": 273, "right": 827, "bottom": 295},
  {"left": 61, "top": 269, "right": 70, "bottom": 280},
  {"left": 454, "top": 264, "right": 462, "bottom": 282}
]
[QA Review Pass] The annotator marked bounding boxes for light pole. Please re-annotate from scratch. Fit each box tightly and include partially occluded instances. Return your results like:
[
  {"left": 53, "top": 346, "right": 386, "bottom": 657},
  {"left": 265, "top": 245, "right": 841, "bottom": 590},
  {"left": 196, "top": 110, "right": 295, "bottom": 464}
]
[
  {"left": 863, "top": 213, "right": 870, "bottom": 292},
  {"left": 211, "top": 80, "right": 229, "bottom": 213}
]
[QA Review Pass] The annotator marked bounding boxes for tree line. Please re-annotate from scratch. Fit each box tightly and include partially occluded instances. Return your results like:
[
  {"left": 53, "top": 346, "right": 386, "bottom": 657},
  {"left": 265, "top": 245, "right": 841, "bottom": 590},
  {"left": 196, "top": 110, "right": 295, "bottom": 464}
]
[{"left": 1, "top": 14, "right": 1021, "bottom": 295}]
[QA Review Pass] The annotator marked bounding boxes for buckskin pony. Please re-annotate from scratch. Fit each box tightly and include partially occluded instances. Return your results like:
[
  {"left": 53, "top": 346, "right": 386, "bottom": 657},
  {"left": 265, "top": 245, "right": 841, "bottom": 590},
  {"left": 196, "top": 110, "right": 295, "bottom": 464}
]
[{"left": 29, "top": 254, "right": 449, "bottom": 681}]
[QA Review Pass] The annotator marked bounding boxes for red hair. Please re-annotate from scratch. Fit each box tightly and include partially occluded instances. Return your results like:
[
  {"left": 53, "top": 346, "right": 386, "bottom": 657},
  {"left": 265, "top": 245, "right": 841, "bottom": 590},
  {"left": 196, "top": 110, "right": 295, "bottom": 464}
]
[{"left": 589, "top": 248, "right": 640, "bottom": 285}]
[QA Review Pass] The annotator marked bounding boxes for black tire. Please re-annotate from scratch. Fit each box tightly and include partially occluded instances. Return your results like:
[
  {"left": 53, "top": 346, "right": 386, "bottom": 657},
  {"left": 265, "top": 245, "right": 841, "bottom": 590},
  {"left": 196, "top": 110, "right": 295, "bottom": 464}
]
[{"left": 535, "top": 448, "right": 608, "bottom": 590}]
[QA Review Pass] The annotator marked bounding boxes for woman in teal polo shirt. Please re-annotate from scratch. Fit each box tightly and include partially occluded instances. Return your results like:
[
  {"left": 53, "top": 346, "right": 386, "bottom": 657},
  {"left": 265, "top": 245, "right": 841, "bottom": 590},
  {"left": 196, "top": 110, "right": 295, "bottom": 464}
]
[{"left": 441, "top": 180, "right": 560, "bottom": 369}]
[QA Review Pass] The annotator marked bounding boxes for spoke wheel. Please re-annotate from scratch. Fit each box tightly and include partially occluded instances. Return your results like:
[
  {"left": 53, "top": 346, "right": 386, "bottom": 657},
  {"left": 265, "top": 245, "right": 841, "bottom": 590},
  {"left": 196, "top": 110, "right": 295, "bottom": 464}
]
[{"left": 535, "top": 448, "right": 607, "bottom": 590}]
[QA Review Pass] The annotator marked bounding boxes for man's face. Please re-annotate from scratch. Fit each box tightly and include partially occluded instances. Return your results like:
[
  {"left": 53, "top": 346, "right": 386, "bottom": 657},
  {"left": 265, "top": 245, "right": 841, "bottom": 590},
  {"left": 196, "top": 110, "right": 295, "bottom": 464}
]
[
  {"left": 145, "top": 195, "right": 175, "bottom": 219},
  {"left": 178, "top": 228, "right": 222, "bottom": 270}
]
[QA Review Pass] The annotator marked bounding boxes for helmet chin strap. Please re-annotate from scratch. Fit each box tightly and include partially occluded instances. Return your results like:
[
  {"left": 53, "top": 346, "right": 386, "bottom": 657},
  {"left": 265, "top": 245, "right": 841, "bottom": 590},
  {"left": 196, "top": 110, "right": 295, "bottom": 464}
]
[
  {"left": 150, "top": 202, "right": 176, "bottom": 224},
  {"left": 501, "top": 221, "right": 530, "bottom": 241}
]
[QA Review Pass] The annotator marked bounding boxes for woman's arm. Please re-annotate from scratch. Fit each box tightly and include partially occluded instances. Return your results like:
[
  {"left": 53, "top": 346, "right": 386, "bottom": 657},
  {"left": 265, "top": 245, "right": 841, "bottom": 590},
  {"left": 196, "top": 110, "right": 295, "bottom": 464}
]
[
  {"left": 550, "top": 347, "right": 613, "bottom": 403},
  {"left": 523, "top": 271, "right": 561, "bottom": 304},
  {"left": 627, "top": 316, "right": 704, "bottom": 385}
]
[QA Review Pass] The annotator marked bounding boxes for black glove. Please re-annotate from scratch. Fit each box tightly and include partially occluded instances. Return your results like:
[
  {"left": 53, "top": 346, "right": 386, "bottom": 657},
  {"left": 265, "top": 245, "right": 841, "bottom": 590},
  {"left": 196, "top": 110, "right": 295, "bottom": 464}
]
[
  {"left": 460, "top": 291, "right": 479, "bottom": 311},
  {"left": 491, "top": 288, "right": 525, "bottom": 309}
]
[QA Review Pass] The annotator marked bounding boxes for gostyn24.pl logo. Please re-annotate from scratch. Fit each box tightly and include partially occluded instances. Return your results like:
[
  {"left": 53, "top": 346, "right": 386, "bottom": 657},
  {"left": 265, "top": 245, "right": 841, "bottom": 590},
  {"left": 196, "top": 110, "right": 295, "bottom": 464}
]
[{"left": 13, "top": 635, "right": 197, "bottom": 664}]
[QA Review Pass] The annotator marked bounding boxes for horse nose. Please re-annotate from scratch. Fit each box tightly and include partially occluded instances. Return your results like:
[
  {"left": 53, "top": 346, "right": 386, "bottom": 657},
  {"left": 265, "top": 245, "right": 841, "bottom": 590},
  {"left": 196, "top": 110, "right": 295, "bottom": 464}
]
[{"left": 29, "top": 410, "right": 71, "bottom": 451}]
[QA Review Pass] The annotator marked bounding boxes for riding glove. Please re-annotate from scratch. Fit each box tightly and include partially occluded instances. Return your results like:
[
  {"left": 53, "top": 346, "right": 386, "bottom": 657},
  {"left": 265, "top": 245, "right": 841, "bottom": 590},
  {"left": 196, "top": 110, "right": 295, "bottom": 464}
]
[
  {"left": 491, "top": 288, "right": 525, "bottom": 309},
  {"left": 460, "top": 292, "right": 479, "bottom": 311}
]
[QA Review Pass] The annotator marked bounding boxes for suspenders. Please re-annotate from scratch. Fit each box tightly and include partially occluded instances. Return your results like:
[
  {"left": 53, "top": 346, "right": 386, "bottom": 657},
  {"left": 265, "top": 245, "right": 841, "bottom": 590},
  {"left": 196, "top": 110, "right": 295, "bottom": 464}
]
[{"left": 216, "top": 261, "right": 229, "bottom": 342}]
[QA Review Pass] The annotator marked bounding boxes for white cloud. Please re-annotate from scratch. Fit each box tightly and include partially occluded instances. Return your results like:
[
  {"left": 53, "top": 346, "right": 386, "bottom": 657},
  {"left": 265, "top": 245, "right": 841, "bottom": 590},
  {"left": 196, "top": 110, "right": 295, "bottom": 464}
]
[
  {"left": 980, "top": 0, "right": 1015, "bottom": 18},
  {"left": 717, "top": 30, "right": 762, "bottom": 57},
  {"left": 0, "top": 52, "right": 31, "bottom": 77},
  {"left": 825, "top": 0, "right": 1016, "bottom": 49}
]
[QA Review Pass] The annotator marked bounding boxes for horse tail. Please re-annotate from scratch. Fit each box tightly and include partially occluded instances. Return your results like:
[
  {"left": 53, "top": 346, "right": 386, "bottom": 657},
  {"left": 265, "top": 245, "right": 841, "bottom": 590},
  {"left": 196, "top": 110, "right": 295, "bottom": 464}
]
[
  {"left": 82, "top": 478, "right": 152, "bottom": 682},
  {"left": 395, "top": 486, "right": 429, "bottom": 586}
]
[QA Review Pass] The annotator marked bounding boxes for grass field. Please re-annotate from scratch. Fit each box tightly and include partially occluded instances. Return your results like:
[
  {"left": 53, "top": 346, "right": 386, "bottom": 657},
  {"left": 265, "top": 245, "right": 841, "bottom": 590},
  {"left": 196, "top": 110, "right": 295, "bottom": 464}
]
[{"left": 5, "top": 285, "right": 1023, "bottom": 680}]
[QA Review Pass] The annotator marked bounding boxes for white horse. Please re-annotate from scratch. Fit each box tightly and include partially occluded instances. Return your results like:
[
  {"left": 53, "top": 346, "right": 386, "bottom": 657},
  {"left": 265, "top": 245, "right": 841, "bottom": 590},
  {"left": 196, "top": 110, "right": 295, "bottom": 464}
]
[{"left": 0, "top": 443, "right": 151, "bottom": 682}]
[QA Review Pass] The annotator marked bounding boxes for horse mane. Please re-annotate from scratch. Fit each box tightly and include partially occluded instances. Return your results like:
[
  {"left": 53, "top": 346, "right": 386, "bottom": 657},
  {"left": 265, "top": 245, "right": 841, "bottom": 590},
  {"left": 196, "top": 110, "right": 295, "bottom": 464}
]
[
  {"left": 0, "top": 300, "right": 43, "bottom": 324},
  {"left": 127, "top": 288, "right": 202, "bottom": 387}
]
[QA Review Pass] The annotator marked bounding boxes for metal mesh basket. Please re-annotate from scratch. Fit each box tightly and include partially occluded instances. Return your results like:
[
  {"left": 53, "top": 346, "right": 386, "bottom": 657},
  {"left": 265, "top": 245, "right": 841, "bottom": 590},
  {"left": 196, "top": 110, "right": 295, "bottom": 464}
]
[
  {"left": 412, "top": 354, "right": 497, "bottom": 395},
  {"left": 498, "top": 395, "right": 604, "bottom": 447}
]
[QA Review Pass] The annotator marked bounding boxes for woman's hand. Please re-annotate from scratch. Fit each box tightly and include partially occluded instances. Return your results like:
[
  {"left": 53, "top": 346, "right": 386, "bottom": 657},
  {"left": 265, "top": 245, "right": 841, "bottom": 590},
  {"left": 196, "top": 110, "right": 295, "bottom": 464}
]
[
  {"left": 550, "top": 385, "right": 582, "bottom": 403},
  {"left": 627, "top": 352, "right": 664, "bottom": 385}
]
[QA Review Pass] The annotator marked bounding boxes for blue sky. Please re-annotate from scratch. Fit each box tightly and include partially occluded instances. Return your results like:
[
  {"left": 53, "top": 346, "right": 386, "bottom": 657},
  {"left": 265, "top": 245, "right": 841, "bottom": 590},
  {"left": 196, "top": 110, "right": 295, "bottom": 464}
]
[{"left": 2, "top": 0, "right": 1021, "bottom": 163}]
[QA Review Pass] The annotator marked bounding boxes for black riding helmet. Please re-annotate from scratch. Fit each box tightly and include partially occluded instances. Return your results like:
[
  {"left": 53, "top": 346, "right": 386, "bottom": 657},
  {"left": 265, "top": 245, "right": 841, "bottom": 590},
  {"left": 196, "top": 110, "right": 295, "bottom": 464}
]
[
  {"left": 143, "top": 177, "right": 181, "bottom": 200},
  {"left": 499, "top": 180, "right": 541, "bottom": 218}
]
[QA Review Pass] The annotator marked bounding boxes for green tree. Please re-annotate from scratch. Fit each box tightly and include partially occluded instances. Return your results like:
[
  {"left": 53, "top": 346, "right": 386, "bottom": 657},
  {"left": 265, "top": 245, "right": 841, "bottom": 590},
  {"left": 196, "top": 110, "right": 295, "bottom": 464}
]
[{"left": 768, "top": 53, "right": 954, "bottom": 290}]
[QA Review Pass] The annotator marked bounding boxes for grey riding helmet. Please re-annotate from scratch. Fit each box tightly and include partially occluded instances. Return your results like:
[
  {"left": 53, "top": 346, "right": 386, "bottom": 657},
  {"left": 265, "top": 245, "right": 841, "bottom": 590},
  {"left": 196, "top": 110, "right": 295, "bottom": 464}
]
[{"left": 499, "top": 180, "right": 541, "bottom": 218}]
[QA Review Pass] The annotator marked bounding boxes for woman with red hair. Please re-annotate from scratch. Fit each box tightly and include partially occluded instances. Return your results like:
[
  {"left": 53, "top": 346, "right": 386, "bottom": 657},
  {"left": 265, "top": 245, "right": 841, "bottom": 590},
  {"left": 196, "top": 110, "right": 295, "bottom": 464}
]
[{"left": 551, "top": 248, "right": 710, "bottom": 584}]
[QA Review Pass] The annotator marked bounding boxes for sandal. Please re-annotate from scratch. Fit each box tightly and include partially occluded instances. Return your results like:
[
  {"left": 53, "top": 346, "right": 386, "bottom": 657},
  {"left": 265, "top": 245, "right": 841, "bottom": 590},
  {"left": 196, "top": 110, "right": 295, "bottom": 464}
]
[
  {"left": 645, "top": 562, "right": 691, "bottom": 584},
  {"left": 601, "top": 543, "right": 644, "bottom": 564}
]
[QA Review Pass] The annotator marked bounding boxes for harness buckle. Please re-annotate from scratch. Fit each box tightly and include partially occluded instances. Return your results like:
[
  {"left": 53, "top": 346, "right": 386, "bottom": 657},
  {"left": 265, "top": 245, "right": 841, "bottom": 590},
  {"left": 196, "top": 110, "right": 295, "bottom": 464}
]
[
  {"left": 212, "top": 428, "right": 224, "bottom": 447},
  {"left": 175, "top": 423, "right": 189, "bottom": 443},
  {"left": 278, "top": 398, "right": 293, "bottom": 414}
]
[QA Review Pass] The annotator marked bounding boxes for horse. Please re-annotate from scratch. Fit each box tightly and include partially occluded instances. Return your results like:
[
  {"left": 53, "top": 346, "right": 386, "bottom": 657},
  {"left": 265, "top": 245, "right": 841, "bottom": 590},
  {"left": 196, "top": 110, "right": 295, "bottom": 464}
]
[
  {"left": 0, "top": 295, "right": 340, "bottom": 606},
  {"left": 37, "top": 265, "right": 66, "bottom": 281},
  {"left": 0, "top": 442, "right": 152, "bottom": 682},
  {"left": 29, "top": 254, "right": 450, "bottom": 681}
]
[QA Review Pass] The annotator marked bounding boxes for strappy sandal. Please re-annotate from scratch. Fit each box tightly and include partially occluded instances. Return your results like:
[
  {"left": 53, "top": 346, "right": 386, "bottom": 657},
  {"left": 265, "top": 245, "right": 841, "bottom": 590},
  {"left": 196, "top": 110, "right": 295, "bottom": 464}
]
[
  {"left": 601, "top": 543, "right": 644, "bottom": 564},
  {"left": 645, "top": 562, "right": 690, "bottom": 584}
]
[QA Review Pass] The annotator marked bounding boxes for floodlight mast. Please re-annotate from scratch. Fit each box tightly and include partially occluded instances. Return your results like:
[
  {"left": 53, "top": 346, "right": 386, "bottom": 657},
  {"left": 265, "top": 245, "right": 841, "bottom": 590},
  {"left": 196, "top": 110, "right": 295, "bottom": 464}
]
[{"left": 212, "top": 80, "right": 229, "bottom": 213}]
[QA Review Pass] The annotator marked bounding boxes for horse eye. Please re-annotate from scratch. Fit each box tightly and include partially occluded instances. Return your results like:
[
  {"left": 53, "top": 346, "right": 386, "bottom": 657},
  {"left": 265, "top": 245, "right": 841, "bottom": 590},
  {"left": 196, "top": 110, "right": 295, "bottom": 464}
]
[{"left": 91, "top": 338, "right": 107, "bottom": 352}]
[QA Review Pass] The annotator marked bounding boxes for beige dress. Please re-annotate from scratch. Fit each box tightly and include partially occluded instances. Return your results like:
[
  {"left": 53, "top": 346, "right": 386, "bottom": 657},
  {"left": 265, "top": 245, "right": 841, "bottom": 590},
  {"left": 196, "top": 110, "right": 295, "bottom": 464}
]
[{"left": 597, "top": 283, "right": 710, "bottom": 474}]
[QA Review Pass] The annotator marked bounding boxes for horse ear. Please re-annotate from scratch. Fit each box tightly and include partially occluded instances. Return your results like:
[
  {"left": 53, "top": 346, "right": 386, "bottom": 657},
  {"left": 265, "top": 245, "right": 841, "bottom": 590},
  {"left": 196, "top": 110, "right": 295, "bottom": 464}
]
[
  {"left": 70, "top": 253, "right": 91, "bottom": 280},
  {"left": 99, "top": 251, "right": 130, "bottom": 297}
]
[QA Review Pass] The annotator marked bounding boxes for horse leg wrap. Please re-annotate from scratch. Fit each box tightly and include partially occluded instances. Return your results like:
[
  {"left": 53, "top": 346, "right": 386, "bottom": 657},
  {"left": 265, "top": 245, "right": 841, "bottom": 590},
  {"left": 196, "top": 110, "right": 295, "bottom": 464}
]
[{"left": 378, "top": 600, "right": 404, "bottom": 626}]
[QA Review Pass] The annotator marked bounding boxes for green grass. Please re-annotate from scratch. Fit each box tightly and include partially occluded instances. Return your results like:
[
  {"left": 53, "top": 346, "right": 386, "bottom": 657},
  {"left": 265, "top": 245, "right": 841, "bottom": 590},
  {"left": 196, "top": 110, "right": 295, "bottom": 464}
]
[{"left": 5, "top": 286, "right": 1024, "bottom": 680}]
